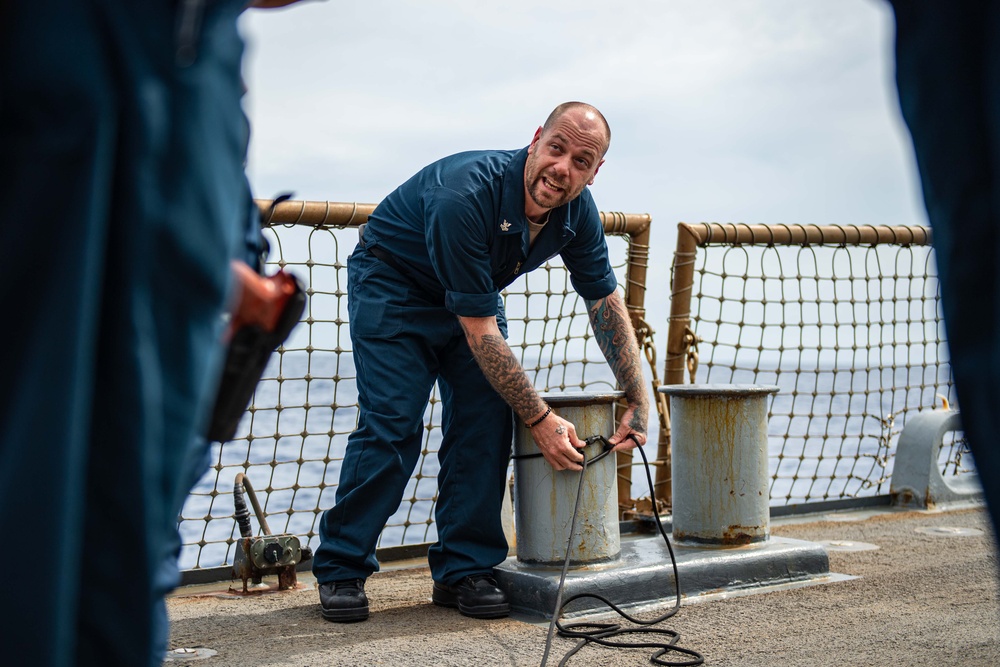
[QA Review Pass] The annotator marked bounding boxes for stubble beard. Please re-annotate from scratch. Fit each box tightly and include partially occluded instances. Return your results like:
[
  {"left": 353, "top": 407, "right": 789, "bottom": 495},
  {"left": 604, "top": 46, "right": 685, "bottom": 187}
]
[
  {"left": 525, "top": 165, "right": 571, "bottom": 211},
  {"left": 527, "top": 180, "right": 565, "bottom": 210}
]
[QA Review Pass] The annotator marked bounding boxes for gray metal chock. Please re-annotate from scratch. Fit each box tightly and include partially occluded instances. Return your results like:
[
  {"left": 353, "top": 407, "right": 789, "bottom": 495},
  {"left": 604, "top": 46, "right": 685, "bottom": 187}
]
[{"left": 890, "top": 410, "right": 982, "bottom": 509}]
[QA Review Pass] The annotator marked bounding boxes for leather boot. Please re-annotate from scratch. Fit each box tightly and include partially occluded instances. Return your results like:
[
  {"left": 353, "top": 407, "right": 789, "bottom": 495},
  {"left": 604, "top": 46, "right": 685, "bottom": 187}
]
[
  {"left": 319, "top": 578, "right": 369, "bottom": 622},
  {"left": 432, "top": 573, "right": 510, "bottom": 619}
]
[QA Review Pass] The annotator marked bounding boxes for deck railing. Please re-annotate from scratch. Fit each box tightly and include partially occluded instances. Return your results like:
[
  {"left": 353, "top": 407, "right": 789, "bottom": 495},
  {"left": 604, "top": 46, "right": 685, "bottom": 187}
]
[
  {"left": 661, "top": 223, "right": 963, "bottom": 507},
  {"left": 177, "top": 200, "right": 660, "bottom": 571},
  {"left": 176, "top": 206, "right": 965, "bottom": 574}
]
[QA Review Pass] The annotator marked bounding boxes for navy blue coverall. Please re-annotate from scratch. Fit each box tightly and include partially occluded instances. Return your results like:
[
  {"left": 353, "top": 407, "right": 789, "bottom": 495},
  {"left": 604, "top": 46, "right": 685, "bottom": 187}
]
[
  {"left": 0, "top": 2, "right": 248, "bottom": 665},
  {"left": 312, "top": 147, "right": 618, "bottom": 586},
  {"left": 889, "top": 0, "right": 1000, "bottom": 539}
]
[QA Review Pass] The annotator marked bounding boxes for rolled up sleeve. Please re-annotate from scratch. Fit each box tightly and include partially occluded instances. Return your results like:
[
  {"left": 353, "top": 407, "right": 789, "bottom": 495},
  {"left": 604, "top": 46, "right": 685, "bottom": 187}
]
[
  {"left": 570, "top": 266, "right": 618, "bottom": 300},
  {"left": 445, "top": 289, "right": 501, "bottom": 316}
]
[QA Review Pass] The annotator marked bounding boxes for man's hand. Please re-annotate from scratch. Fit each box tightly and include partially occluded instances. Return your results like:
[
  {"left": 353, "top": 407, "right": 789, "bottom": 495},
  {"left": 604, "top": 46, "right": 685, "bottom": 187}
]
[
  {"left": 528, "top": 410, "right": 586, "bottom": 471},
  {"left": 607, "top": 404, "right": 646, "bottom": 452}
]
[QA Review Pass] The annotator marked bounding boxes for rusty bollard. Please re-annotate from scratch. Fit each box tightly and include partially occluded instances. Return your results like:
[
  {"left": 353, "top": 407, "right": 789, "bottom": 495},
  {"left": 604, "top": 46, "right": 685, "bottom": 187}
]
[
  {"left": 513, "top": 392, "right": 623, "bottom": 566},
  {"left": 659, "top": 384, "right": 779, "bottom": 547}
]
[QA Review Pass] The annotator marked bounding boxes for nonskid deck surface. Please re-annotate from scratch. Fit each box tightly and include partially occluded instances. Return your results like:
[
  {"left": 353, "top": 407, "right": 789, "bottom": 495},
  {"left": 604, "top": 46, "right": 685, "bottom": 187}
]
[{"left": 167, "top": 506, "right": 999, "bottom": 667}]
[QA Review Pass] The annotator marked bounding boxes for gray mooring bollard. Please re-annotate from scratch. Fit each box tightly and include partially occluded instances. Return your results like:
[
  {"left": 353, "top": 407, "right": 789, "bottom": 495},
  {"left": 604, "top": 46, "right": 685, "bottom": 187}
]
[
  {"left": 659, "top": 384, "right": 779, "bottom": 547},
  {"left": 513, "top": 392, "right": 623, "bottom": 566}
]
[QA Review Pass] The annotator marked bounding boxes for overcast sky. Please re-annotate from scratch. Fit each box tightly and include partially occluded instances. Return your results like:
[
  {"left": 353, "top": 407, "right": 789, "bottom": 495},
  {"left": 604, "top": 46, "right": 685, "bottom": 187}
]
[{"left": 238, "top": 0, "right": 926, "bottom": 331}]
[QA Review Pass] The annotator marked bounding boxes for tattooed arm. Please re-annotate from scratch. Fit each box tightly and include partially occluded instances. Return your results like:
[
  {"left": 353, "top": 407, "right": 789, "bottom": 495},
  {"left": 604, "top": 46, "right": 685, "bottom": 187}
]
[
  {"left": 585, "top": 290, "right": 649, "bottom": 450},
  {"left": 458, "top": 315, "right": 587, "bottom": 471}
]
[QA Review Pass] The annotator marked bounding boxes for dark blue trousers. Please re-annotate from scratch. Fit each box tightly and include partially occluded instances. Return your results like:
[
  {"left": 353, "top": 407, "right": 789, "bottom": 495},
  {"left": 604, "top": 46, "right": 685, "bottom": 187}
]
[
  {"left": 0, "top": 2, "right": 247, "bottom": 665},
  {"left": 313, "top": 248, "right": 514, "bottom": 586},
  {"left": 890, "top": 0, "right": 1000, "bottom": 538}
]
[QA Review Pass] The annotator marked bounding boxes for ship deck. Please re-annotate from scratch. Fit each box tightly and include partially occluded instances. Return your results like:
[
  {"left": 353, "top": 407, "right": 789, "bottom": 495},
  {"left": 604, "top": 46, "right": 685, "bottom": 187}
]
[{"left": 167, "top": 504, "right": 999, "bottom": 666}]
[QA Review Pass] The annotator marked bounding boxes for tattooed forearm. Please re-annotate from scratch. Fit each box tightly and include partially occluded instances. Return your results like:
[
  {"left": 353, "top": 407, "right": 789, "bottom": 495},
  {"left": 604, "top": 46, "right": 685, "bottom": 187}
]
[
  {"left": 586, "top": 292, "right": 648, "bottom": 430},
  {"left": 463, "top": 328, "right": 546, "bottom": 420}
]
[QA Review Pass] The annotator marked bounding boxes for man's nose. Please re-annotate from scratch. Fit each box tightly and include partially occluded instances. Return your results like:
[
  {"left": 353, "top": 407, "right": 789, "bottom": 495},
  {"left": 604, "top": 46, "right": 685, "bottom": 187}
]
[{"left": 552, "top": 155, "right": 571, "bottom": 178}]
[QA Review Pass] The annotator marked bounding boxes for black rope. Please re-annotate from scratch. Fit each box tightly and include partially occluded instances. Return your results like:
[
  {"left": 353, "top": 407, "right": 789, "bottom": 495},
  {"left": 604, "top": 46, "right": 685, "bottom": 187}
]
[{"left": 521, "top": 436, "right": 704, "bottom": 667}]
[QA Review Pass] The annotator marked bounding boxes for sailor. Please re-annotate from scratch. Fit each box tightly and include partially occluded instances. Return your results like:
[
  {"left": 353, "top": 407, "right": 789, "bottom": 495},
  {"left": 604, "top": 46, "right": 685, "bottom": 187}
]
[{"left": 312, "top": 102, "right": 650, "bottom": 622}]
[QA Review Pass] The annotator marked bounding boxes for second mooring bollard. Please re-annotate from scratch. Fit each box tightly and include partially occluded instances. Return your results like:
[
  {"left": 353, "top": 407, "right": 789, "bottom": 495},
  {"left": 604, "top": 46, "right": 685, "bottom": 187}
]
[
  {"left": 513, "top": 392, "right": 623, "bottom": 566},
  {"left": 659, "top": 384, "right": 779, "bottom": 547}
]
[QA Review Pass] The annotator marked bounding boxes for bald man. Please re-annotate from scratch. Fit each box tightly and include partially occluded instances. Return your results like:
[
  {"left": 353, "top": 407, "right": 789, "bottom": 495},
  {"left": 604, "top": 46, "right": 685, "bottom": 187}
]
[{"left": 313, "top": 102, "right": 649, "bottom": 621}]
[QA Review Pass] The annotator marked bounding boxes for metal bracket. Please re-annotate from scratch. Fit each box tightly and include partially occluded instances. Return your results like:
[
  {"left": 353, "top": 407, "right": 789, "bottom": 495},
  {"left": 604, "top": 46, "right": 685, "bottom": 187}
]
[{"left": 233, "top": 534, "right": 308, "bottom": 593}]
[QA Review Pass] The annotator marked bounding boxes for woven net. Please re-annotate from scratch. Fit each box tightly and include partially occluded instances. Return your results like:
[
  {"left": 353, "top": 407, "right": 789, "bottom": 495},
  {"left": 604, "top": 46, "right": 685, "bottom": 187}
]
[
  {"left": 177, "top": 220, "right": 636, "bottom": 570},
  {"left": 676, "top": 235, "right": 961, "bottom": 504}
]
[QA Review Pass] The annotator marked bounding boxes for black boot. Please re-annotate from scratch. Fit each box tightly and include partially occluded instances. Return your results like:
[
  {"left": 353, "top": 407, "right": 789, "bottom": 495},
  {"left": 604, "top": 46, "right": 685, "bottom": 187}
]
[
  {"left": 319, "top": 579, "right": 369, "bottom": 622},
  {"left": 432, "top": 573, "right": 510, "bottom": 619}
]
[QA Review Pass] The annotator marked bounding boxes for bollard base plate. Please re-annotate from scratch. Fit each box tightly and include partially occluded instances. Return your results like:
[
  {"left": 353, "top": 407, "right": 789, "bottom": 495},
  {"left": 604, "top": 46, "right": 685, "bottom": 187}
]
[{"left": 495, "top": 534, "right": 830, "bottom": 620}]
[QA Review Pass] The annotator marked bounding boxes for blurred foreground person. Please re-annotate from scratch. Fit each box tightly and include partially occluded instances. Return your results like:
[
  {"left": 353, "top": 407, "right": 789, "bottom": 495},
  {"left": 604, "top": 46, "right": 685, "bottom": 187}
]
[
  {"left": 0, "top": 1, "right": 295, "bottom": 664},
  {"left": 888, "top": 0, "right": 1000, "bottom": 543}
]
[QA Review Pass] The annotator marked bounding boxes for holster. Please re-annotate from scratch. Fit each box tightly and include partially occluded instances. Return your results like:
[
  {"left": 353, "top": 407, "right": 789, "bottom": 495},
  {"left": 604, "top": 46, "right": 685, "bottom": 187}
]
[{"left": 206, "top": 261, "right": 306, "bottom": 443}]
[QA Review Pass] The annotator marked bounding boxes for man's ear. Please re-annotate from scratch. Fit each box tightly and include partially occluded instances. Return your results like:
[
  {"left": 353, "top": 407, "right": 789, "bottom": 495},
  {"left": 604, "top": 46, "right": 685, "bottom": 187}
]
[
  {"left": 527, "top": 126, "right": 543, "bottom": 153},
  {"left": 588, "top": 158, "right": 605, "bottom": 185}
]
